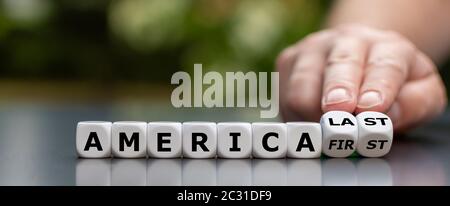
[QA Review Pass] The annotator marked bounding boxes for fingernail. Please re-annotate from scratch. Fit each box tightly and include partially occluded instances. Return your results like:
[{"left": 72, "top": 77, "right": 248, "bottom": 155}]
[
  {"left": 324, "top": 88, "right": 352, "bottom": 105},
  {"left": 357, "top": 91, "right": 383, "bottom": 108},
  {"left": 387, "top": 102, "right": 401, "bottom": 124}
]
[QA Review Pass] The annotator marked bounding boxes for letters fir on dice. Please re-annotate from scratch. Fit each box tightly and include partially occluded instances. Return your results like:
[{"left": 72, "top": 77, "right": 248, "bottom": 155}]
[{"left": 320, "top": 111, "right": 358, "bottom": 158}]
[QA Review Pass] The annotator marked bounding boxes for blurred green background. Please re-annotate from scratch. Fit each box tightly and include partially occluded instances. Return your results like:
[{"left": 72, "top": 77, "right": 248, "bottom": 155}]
[
  {"left": 0, "top": 0, "right": 331, "bottom": 83},
  {"left": 0, "top": 0, "right": 448, "bottom": 95}
]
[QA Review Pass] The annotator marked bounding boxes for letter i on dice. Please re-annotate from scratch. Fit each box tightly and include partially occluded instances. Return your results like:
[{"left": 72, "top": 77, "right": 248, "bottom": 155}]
[{"left": 217, "top": 122, "right": 252, "bottom": 158}]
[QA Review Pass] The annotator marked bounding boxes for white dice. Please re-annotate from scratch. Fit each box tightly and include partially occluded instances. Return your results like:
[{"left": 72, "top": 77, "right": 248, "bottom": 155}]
[
  {"left": 286, "top": 122, "right": 322, "bottom": 158},
  {"left": 356, "top": 111, "right": 393, "bottom": 157},
  {"left": 77, "top": 112, "right": 393, "bottom": 159},
  {"left": 112, "top": 121, "right": 147, "bottom": 158},
  {"left": 182, "top": 122, "right": 217, "bottom": 158},
  {"left": 252, "top": 122, "right": 287, "bottom": 158},
  {"left": 76, "top": 121, "right": 112, "bottom": 158},
  {"left": 320, "top": 111, "right": 358, "bottom": 158},
  {"left": 217, "top": 122, "right": 252, "bottom": 158},
  {"left": 147, "top": 122, "right": 182, "bottom": 158}
]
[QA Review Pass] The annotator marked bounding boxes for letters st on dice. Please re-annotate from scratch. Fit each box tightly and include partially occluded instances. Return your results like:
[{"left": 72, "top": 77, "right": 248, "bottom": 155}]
[
  {"left": 320, "top": 111, "right": 393, "bottom": 158},
  {"left": 76, "top": 111, "right": 393, "bottom": 158},
  {"left": 356, "top": 112, "right": 393, "bottom": 157}
]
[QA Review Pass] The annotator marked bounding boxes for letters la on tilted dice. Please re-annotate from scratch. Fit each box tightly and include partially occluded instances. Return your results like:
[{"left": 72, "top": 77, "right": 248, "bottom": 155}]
[{"left": 76, "top": 111, "right": 393, "bottom": 158}]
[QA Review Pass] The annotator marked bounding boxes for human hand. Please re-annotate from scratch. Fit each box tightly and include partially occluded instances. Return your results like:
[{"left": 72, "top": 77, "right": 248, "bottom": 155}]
[{"left": 277, "top": 24, "right": 447, "bottom": 131}]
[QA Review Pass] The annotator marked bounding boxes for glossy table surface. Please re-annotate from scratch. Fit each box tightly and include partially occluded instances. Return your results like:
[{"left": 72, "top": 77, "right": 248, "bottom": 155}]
[{"left": 0, "top": 100, "right": 449, "bottom": 186}]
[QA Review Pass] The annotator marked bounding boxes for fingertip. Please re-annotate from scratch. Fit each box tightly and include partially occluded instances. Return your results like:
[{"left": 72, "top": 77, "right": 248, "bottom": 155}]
[
  {"left": 321, "top": 100, "right": 357, "bottom": 114},
  {"left": 354, "top": 107, "right": 384, "bottom": 115},
  {"left": 355, "top": 90, "right": 390, "bottom": 113},
  {"left": 321, "top": 102, "right": 357, "bottom": 114},
  {"left": 321, "top": 87, "right": 357, "bottom": 113}
]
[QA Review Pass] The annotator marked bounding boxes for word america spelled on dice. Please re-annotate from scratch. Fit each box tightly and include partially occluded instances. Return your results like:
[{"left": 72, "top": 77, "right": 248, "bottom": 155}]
[{"left": 76, "top": 111, "right": 393, "bottom": 159}]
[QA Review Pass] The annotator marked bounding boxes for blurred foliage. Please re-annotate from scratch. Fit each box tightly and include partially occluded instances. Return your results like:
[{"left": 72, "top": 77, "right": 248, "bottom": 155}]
[
  {"left": 0, "top": 0, "right": 448, "bottom": 91},
  {"left": 0, "top": 0, "right": 331, "bottom": 83}
]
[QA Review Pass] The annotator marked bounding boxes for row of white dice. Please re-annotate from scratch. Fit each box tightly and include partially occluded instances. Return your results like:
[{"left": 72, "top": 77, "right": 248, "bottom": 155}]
[{"left": 76, "top": 111, "right": 393, "bottom": 159}]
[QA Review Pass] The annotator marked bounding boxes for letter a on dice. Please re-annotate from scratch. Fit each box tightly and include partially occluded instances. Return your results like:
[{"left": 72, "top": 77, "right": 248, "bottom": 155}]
[
  {"left": 286, "top": 122, "right": 322, "bottom": 158},
  {"left": 76, "top": 121, "right": 112, "bottom": 158}
]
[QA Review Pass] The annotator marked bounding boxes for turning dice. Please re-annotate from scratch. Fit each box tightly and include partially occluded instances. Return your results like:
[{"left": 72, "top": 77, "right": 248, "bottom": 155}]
[
  {"left": 112, "top": 121, "right": 147, "bottom": 158},
  {"left": 286, "top": 122, "right": 322, "bottom": 158},
  {"left": 182, "top": 122, "right": 217, "bottom": 158},
  {"left": 147, "top": 122, "right": 182, "bottom": 158},
  {"left": 76, "top": 121, "right": 112, "bottom": 158},
  {"left": 76, "top": 112, "right": 393, "bottom": 159},
  {"left": 356, "top": 111, "right": 393, "bottom": 157},
  {"left": 252, "top": 122, "right": 287, "bottom": 158},
  {"left": 320, "top": 111, "right": 358, "bottom": 158},
  {"left": 217, "top": 122, "right": 252, "bottom": 158}
]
